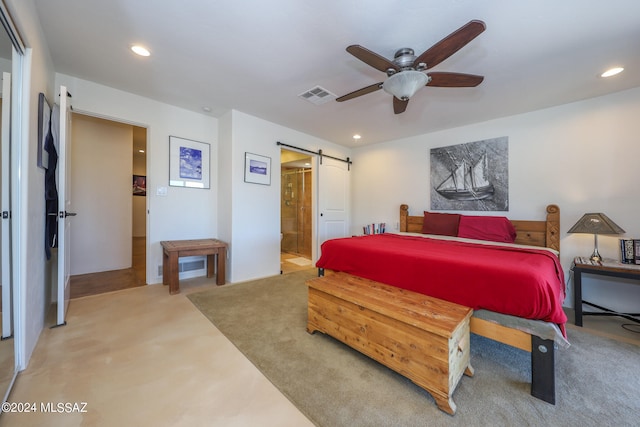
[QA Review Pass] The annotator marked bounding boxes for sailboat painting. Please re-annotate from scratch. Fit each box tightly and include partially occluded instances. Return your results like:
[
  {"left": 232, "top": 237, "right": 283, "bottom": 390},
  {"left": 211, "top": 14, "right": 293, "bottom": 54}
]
[{"left": 430, "top": 137, "right": 508, "bottom": 211}]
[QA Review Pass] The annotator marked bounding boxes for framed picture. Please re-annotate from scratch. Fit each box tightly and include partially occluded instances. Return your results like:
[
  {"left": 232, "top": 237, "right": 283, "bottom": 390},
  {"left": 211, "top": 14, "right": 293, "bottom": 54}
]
[
  {"left": 244, "top": 152, "right": 271, "bottom": 185},
  {"left": 133, "top": 175, "right": 146, "bottom": 196},
  {"left": 37, "top": 93, "right": 52, "bottom": 169},
  {"left": 430, "top": 136, "right": 509, "bottom": 211},
  {"left": 169, "top": 135, "right": 210, "bottom": 188}
]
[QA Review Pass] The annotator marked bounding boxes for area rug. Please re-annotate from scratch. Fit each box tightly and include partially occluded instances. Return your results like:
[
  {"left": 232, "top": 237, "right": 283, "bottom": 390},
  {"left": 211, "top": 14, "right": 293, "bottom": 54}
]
[{"left": 188, "top": 270, "right": 640, "bottom": 427}]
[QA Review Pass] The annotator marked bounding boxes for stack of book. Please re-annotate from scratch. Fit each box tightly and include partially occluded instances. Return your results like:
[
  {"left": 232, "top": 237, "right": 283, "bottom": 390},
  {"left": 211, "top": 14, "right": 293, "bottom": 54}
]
[
  {"left": 620, "top": 238, "right": 640, "bottom": 264},
  {"left": 574, "top": 256, "right": 602, "bottom": 266},
  {"left": 363, "top": 223, "right": 386, "bottom": 235}
]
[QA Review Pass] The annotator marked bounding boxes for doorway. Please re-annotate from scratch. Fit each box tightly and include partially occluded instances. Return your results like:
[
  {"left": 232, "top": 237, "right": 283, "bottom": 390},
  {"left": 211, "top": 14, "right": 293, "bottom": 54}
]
[
  {"left": 131, "top": 126, "right": 147, "bottom": 288},
  {"left": 68, "top": 114, "right": 148, "bottom": 298},
  {"left": 280, "top": 149, "right": 313, "bottom": 273}
]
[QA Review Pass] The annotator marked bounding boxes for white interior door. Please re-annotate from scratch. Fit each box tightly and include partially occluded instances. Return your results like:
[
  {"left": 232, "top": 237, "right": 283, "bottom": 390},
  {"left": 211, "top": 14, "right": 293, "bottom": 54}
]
[
  {"left": 1, "top": 72, "right": 11, "bottom": 338},
  {"left": 56, "top": 86, "right": 73, "bottom": 326},
  {"left": 317, "top": 156, "right": 350, "bottom": 256}
]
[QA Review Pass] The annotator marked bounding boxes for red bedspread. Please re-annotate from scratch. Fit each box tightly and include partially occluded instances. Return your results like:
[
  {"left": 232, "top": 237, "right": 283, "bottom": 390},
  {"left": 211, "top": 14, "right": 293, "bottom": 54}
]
[{"left": 316, "top": 234, "right": 567, "bottom": 332}]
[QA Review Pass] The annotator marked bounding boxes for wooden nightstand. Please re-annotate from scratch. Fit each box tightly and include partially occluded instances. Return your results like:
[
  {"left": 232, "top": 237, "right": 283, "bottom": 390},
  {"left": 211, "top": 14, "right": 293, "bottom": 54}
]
[{"left": 572, "top": 257, "right": 640, "bottom": 326}]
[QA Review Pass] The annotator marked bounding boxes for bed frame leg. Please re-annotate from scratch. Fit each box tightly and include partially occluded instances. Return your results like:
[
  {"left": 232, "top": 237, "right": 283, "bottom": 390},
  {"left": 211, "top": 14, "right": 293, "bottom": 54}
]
[
  {"left": 318, "top": 268, "right": 324, "bottom": 277},
  {"left": 530, "top": 336, "right": 555, "bottom": 404}
]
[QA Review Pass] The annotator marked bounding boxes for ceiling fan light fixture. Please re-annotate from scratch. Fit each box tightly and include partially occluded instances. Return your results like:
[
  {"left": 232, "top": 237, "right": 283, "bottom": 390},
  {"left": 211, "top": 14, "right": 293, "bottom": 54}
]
[{"left": 382, "top": 70, "right": 429, "bottom": 100}]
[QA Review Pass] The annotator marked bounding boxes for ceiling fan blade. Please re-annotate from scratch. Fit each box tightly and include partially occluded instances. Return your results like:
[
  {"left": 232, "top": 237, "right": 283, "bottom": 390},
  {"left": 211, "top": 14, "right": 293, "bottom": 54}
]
[
  {"left": 413, "top": 20, "right": 486, "bottom": 69},
  {"left": 336, "top": 82, "right": 383, "bottom": 102},
  {"left": 346, "top": 45, "right": 399, "bottom": 73},
  {"left": 393, "top": 97, "right": 409, "bottom": 114},
  {"left": 427, "top": 72, "right": 484, "bottom": 87}
]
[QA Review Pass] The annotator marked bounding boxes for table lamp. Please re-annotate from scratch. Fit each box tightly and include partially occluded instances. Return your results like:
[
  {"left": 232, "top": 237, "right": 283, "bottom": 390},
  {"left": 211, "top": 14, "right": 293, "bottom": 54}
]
[{"left": 567, "top": 213, "right": 625, "bottom": 262}]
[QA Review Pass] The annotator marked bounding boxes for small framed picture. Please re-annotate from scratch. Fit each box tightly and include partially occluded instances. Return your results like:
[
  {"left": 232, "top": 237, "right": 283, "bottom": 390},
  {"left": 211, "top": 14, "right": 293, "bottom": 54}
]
[
  {"left": 133, "top": 175, "right": 146, "bottom": 196},
  {"left": 169, "top": 135, "right": 210, "bottom": 189},
  {"left": 244, "top": 152, "right": 271, "bottom": 185}
]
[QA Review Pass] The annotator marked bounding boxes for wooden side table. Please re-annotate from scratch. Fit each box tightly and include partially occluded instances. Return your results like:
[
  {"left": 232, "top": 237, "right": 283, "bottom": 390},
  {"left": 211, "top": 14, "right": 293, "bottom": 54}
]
[
  {"left": 572, "top": 257, "right": 640, "bottom": 326},
  {"left": 160, "top": 238, "right": 227, "bottom": 294}
]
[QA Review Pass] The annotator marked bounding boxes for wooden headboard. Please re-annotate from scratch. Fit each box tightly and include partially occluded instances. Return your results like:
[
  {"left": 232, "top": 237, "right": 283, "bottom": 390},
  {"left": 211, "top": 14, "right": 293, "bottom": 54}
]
[{"left": 399, "top": 204, "right": 560, "bottom": 253}]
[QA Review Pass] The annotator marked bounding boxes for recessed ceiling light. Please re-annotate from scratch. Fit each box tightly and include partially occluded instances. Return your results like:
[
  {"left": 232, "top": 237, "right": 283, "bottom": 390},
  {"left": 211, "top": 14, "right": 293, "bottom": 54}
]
[
  {"left": 353, "top": 134, "right": 361, "bottom": 141},
  {"left": 131, "top": 45, "right": 151, "bottom": 57},
  {"left": 601, "top": 67, "right": 623, "bottom": 78}
]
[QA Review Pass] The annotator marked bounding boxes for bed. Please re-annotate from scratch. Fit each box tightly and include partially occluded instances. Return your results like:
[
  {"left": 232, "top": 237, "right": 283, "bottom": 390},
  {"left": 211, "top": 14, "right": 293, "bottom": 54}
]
[{"left": 315, "top": 204, "right": 568, "bottom": 404}]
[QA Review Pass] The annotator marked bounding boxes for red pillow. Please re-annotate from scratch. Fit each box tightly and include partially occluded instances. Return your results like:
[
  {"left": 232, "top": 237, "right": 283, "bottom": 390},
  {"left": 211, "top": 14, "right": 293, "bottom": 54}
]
[
  {"left": 421, "top": 211, "right": 461, "bottom": 236},
  {"left": 457, "top": 215, "right": 517, "bottom": 243}
]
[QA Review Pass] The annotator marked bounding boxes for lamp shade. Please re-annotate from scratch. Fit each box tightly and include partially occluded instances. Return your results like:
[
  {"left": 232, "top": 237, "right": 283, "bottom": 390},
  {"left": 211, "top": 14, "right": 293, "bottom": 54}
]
[
  {"left": 567, "top": 213, "right": 625, "bottom": 235},
  {"left": 382, "top": 71, "right": 429, "bottom": 100}
]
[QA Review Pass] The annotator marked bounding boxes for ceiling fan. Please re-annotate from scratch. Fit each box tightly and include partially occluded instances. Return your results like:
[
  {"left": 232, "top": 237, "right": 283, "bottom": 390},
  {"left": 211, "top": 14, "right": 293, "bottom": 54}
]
[{"left": 336, "top": 20, "right": 486, "bottom": 114}]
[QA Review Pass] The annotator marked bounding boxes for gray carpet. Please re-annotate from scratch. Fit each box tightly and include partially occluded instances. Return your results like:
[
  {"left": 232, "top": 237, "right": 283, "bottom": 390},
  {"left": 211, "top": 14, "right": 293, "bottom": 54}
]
[{"left": 188, "top": 270, "right": 640, "bottom": 427}]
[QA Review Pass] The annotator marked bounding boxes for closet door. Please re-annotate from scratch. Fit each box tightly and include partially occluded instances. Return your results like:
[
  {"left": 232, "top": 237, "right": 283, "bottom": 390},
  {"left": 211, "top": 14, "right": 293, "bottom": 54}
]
[
  {"left": 1, "top": 72, "right": 11, "bottom": 338},
  {"left": 56, "top": 86, "right": 74, "bottom": 326}
]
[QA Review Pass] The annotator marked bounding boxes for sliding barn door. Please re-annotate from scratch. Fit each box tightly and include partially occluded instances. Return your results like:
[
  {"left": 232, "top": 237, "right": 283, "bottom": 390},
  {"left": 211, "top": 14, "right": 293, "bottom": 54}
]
[{"left": 317, "top": 157, "right": 350, "bottom": 256}]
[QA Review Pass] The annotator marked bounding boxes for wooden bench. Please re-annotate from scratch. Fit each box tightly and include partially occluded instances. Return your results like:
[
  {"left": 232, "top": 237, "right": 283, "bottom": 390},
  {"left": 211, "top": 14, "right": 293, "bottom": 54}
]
[
  {"left": 160, "top": 238, "right": 227, "bottom": 294},
  {"left": 306, "top": 272, "right": 474, "bottom": 415}
]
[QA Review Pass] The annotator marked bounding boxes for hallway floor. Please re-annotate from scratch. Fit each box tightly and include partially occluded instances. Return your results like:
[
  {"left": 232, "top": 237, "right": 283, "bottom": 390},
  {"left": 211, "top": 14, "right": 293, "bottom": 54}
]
[{"left": 70, "top": 237, "right": 146, "bottom": 299}]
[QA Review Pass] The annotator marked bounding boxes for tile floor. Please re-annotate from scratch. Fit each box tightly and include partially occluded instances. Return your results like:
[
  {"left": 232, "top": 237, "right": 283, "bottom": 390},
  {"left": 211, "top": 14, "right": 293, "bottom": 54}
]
[
  {"left": 280, "top": 253, "right": 314, "bottom": 275},
  {"left": 0, "top": 275, "right": 314, "bottom": 427}
]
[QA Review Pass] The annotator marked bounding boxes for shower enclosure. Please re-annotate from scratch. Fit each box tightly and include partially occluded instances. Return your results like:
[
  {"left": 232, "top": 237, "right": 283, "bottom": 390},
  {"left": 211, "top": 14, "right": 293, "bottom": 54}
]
[{"left": 281, "top": 166, "right": 312, "bottom": 258}]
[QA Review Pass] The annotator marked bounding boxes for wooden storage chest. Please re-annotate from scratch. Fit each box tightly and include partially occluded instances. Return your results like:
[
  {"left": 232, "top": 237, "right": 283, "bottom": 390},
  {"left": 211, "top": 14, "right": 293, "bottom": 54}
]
[{"left": 307, "top": 272, "right": 474, "bottom": 414}]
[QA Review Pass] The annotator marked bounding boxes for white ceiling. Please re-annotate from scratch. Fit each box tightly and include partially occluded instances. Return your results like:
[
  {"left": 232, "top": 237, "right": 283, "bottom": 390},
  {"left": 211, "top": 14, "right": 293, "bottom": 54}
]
[{"left": 33, "top": 0, "right": 640, "bottom": 147}]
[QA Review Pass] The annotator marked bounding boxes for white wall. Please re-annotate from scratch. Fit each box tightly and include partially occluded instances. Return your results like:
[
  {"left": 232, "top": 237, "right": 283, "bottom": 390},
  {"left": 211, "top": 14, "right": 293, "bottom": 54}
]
[
  {"left": 216, "top": 111, "right": 233, "bottom": 281},
  {"left": 70, "top": 114, "right": 132, "bottom": 275},
  {"left": 0, "top": 58, "right": 10, "bottom": 73},
  {"left": 352, "top": 87, "right": 640, "bottom": 312},
  {"left": 55, "top": 74, "right": 218, "bottom": 285},
  {"left": 8, "top": 0, "right": 56, "bottom": 368},
  {"left": 219, "top": 110, "right": 351, "bottom": 283}
]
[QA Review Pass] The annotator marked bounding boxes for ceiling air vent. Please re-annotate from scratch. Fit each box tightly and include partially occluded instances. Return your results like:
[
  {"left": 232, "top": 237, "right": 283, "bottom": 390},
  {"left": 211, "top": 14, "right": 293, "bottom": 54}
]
[{"left": 298, "top": 86, "right": 336, "bottom": 105}]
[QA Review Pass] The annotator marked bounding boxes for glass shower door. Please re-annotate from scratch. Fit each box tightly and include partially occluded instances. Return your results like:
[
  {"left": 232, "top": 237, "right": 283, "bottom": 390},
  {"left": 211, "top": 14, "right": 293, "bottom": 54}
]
[{"left": 281, "top": 167, "right": 311, "bottom": 258}]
